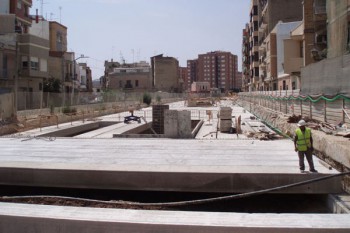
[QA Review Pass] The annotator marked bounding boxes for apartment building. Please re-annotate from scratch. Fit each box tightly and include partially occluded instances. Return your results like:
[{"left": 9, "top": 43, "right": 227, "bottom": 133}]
[
  {"left": 197, "top": 51, "right": 238, "bottom": 92},
  {"left": 301, "top": 0, "right": 350, "bottom": 96},
  {"left": 186, "top": 59, "right": 198, "bottom": 90},
  {"left": 151, "top": 54, "right": 180, "bottom": 93},
  {"left": 179, "top": 67, "right": 188, "bottom": 92},
  {"left": 107, "top": 61, "right": 152, "bottom": 92},
  {"left": 243, "top": 0, "right": 304, "bottom": 91},
  {"left": 0, "top": 0, "right": 33, "bottom": 96},
  {"left": 242, "top": 24, "right": 250, "bottom": 92},
  {"left": 0, "top": 0, "right": 32, "bottom": 34}
]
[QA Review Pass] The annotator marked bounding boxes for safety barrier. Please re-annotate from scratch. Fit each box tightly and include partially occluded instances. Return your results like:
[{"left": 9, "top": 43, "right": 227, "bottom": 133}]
[{"left": 240, "top": 92, "right": 350, "bottom": 125}]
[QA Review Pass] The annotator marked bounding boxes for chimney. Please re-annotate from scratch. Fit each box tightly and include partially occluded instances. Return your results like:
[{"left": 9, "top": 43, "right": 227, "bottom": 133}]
[{"left": 36, "top": 9, "right": 39, "bottom": 23}]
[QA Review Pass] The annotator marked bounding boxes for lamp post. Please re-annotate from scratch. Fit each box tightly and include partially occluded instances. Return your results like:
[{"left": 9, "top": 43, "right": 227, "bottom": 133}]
[{"left": 71, "top": 54, "right": 88, "bottom": 105}]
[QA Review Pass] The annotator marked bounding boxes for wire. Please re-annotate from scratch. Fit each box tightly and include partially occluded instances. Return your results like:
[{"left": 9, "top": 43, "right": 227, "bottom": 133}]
[{"left": 1, "top": 171, "right": 349, "bottom": 207}]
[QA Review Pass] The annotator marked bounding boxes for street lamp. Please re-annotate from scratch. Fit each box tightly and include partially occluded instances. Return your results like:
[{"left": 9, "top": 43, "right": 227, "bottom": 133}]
[{"left": 71, "top": 54, "right": 89, "bottom": 105}]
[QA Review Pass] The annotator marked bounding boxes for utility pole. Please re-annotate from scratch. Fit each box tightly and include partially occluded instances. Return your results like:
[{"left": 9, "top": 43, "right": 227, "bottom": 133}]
[
  {"left": 14, "top": 34, "right": 19, "bottom": 117},
  {"left": 71, "top": 54, "right": 89, "bottom": 105}
]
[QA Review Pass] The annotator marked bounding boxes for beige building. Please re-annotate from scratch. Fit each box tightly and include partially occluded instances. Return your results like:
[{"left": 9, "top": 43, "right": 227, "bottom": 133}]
[
  {"left": 151, "top": 54, "right": 180, "bottom": 92},
  {"left": 108, "top": 61, "right": 152, "bottom": 92},
  {"left": 243, "top": 0, "right": 304, "bottom": 91},
  {"left": 191, "top": 82, "right": 210, "bottom": 93},
  {"left": 102, "top": 59, "right": 120, "bottom": 90}
]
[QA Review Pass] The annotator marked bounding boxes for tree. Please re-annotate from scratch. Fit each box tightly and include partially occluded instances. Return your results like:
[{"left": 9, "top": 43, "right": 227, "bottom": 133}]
[{"left": 44, "top": 78, "right": 61, "bottom": 93}]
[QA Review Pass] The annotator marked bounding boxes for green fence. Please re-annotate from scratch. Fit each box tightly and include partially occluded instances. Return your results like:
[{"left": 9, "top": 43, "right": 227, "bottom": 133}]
[{"left": 240, "top": 91, "right": 350, "bottom": 126}]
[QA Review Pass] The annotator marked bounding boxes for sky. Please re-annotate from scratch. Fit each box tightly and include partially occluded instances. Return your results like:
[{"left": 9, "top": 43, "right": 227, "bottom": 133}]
[{"left": 31, "top": 0, "right": 250, "bottom": 80}]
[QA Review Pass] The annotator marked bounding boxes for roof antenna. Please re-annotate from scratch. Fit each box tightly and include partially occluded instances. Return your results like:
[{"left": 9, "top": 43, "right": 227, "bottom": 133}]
[{"left": 59, "top": 6, "right": 62, "bottom": 23}]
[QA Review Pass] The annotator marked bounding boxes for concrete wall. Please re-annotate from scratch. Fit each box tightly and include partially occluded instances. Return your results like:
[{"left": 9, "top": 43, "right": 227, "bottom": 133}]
[
  {"left": 0, "top": 93, "right": 14, "bottom": 119},
  {"left": 164, "top": 110, "right": 192, "bottom": 138},
  {"left": 327, "top": 0, "right": 349, "bottom": 59},
  {"left": 0, "top": 14, "right": 15, "bottom": 33},
  {"left": 109, "top": 72, "right": 152, "bottom": 91},
  {"left": 284, "top": 39, "right": 303, "bottom": 74},
  {"left": 30, "top": 20, "right": 50, "bottom": 40},
  {"left": 301, "top": 53, "right": 350, "bottom": 95},
  {"left": 152, "top": 56, "right": 180, "bottom": 92},
  {"left": 267, "top": 0, "right": 303, "bottom": 34}
]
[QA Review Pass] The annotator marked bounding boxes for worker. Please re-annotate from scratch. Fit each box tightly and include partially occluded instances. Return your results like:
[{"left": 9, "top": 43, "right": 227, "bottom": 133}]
[{"left": 294, "top": 120, "right": 318, "bottom": 173}]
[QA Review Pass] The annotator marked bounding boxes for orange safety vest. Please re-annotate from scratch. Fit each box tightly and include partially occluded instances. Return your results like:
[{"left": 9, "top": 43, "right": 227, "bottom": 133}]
[{"left": 295, "top": 128, "right": 311, "bottom": 152}]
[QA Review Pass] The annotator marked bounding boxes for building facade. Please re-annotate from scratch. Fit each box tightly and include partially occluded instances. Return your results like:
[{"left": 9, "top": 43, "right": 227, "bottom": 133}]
[
  {"left": 151, "top": 54, "right": 180, "bottom": 92},
  {"left": 186, "top": 59, "right": 198, "bottom": 91},
  {"left": 179, "top": 67, "right": 188, "bottom": 92},
  {"left": 107, "top": 61, "right": 152, "bottom": 92},
  {"left": 102, "top": 59, "right": 120, "bottom": 90},
  {"left": 300, "top": 0, "right": 350, "bottom": 96},
  {"left": 243, "top": 0, "right": 304, "bottom": 91},
  {"left": 197, "top": 51, "right": 238, "bottom": 92}
]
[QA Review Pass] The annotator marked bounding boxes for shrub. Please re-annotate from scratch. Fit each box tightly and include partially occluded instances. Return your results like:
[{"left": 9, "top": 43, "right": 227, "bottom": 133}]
[
  {"left": 143, "top": 93, "right": 152, "bottom": 106},
  {"left": 62, "top": 106, "right": 77, "bottom": 114},
  {"left": 156, "top": 95, "right": 161, "bottom": 103}
]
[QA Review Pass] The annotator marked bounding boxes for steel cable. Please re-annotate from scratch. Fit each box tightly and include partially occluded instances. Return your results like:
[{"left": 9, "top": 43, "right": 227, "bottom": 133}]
[{"left": 1, "top": 171, "right": 349, "bottom": 207}]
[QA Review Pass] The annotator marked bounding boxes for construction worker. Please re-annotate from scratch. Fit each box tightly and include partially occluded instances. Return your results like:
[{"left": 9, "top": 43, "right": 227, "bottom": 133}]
[{"left": 294, "top": 120, "right": 318, "bottom": 173}]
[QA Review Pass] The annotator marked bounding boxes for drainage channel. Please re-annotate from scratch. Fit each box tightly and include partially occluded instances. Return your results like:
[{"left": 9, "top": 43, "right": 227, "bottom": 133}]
[{"left": 0, "top": 185, "right": 332, "bottom": 213}]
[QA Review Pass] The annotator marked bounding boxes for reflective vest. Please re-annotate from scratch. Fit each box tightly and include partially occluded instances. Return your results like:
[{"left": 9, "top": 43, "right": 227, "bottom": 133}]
[{"left": 295, "top": 128, "right": 311, "bottom": 152}]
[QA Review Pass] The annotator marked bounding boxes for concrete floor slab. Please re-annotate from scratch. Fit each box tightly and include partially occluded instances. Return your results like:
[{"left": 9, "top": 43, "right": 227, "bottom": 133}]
[
  {"left": 0, "top": 138, "right": 341, "bottom": 193},
  {"left": 0, "top": 203, "right": 350, "bottom": 233}
]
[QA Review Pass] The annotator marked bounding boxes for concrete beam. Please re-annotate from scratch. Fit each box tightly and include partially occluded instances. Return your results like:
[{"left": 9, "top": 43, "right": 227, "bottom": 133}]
[{"left": 0, "top": 203, "right": 350, "bottom": 233}]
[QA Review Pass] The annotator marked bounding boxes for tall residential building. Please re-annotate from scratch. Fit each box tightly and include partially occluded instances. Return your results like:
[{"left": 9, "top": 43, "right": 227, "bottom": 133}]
[
  {"left": 242, "top": 24, "right": 250, "bottom": 92},
  {"left": 197, "top": 51, "right": 238, "bottom": 92},
  {"left": 186, "top": 59, "right": 198, "bottom": 90},
  {"left": 151, "top": 54, "right": 180, "bottom": 93},
  {"left": 243, "top": 0, "right": 304, "bottom": 91},
  {"left": 178, "top": 67, "right": 188, "bottom": 92}
]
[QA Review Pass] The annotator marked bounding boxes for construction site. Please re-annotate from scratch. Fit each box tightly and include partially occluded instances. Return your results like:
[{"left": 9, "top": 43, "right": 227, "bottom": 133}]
[{"left": 0, "top": 95, "right": 350, "bottom": 232}]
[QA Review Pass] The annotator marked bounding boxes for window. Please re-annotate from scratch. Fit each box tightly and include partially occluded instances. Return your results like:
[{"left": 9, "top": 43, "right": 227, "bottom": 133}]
[
  {"left": 119, "top": 81, "right": 123, "bottom": 88},
  {"left": 22, "top": 56, "right": 28, "bottom": 69},
  {"left": 17, "top": 0, "right": 22, "bottom": 9},
  {"left": 31, "top": 57, "right": 39, "bottom": 70},
  {"left": 40, "top": 59, "right": 47, "bottom": 72},
  {"left": 135, "top": 80, "right": 139, "bottom": 87}
]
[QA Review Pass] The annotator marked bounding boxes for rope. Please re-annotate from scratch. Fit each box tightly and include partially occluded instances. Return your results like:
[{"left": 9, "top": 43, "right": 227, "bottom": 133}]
[{"left": 1, "top": 171, "right": 349, "bottom": 207}]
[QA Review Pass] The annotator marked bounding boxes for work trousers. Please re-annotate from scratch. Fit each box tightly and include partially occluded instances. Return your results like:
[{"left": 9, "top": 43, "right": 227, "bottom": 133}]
[{"left": 298, "top": 148, "right": 315, "bottom": 171}]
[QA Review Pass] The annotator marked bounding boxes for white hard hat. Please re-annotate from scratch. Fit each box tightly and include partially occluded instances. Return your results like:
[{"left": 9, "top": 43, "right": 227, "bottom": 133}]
[{"left": 297, "top": 120, "right": 306, "bottom": 126}]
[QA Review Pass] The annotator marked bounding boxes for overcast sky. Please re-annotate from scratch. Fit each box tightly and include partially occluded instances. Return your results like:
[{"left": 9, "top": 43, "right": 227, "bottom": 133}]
[{"left": 31, "top": 0, "right": 250, "bottom": 80}]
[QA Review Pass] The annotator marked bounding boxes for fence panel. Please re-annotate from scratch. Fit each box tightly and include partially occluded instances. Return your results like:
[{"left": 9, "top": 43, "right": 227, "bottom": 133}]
[
  {"left": 302, "top": 100, "right": 311, "bottom": 118},
  {"left": 312, "top": 100, "right": 325, "bottom": 123},
  {"left": 326, "top": 100, "right": 344, "bottom": 125},
  {"left": 293, "top": 99, "right": 302, "bottom": 116}
]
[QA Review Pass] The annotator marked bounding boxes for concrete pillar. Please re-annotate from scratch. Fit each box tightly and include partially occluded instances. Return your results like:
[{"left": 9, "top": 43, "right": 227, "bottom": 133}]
[{"left": 164, "top": 110, "right": 191, "bottom": 138}]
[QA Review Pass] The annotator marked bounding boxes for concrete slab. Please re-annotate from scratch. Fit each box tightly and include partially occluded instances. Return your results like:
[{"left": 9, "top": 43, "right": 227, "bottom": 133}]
[
  {"left": 0, "top": 138, "right": 341, "bottom": 193},
  {"left": 0, "top": 203, "right": 350, "bottom": 233}
]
